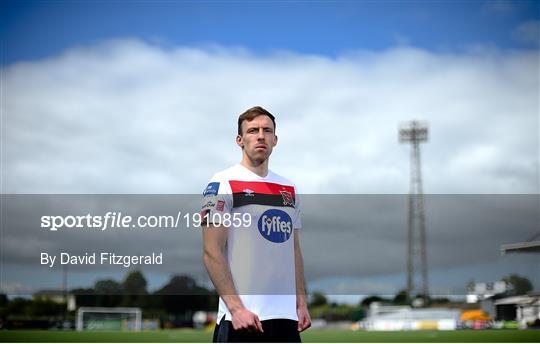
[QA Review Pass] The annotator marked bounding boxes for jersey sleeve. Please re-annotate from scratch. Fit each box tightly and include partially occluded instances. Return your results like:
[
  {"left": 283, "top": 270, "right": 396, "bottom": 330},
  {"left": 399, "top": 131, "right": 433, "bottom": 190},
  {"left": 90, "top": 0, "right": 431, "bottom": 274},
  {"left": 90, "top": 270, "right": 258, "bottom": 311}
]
[
  {"left": 292, "top": 185, "right": 302, "bottom": 230},
  {"left": 200, "top": 174, "right": 233, "bottom": 227}
]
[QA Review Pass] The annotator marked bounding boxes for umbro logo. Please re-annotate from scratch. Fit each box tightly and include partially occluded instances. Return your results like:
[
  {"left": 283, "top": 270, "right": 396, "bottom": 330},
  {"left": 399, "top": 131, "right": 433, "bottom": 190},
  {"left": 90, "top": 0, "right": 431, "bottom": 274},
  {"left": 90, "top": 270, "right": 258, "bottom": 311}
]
[{"left": 243, "top": 189, "right": 255, "bottom": 196}]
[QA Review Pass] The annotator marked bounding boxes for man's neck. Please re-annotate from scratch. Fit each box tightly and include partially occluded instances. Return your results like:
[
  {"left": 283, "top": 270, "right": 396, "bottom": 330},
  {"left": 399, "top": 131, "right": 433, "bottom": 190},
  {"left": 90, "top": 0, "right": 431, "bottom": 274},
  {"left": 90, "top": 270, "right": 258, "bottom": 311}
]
[{"left": 240, "top": 157, "right": 269, "bottom": 178}]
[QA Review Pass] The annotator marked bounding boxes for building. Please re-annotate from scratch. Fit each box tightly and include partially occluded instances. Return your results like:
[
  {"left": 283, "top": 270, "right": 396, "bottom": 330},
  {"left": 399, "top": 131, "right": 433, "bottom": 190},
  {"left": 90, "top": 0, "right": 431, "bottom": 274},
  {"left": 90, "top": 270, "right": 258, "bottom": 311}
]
[
  {"left": 362, "top": 303, "right": 461, "bottom": 331},
  {"left": 494, "top": 294, "right": 540, "bottom": 327},
  {"left": 33, "top": 289, "right": 76, "bottom": 311},
  {"left": 467, "top": 281, "right": 507, "bottom": 304}
]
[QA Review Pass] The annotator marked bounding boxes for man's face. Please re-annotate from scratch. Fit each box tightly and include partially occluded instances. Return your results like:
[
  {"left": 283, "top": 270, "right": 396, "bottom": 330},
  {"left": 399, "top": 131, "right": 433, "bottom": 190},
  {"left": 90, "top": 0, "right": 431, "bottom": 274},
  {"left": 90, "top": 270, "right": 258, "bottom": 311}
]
[{"left": 236, "top": 115, "right": 277, "bottom": 163}]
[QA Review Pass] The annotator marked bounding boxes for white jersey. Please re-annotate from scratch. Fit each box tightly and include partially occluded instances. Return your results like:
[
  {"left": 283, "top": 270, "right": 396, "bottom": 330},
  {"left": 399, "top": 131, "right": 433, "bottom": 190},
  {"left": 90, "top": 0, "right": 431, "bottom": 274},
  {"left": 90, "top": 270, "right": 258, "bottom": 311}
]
[{"left": 201, "top": 164, "right": 301, "bottom": 324}]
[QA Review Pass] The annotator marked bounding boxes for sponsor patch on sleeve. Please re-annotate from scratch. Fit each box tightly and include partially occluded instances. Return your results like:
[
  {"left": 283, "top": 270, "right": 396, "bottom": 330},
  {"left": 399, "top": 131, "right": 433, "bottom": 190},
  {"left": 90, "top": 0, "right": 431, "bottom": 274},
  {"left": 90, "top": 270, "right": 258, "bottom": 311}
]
[
  {"left": 202, "top": 199, "right": 216, "bottom": 209},
  {"left": 203, "top": 182, "right": 220, "bottom": 196},
  {"left": 216, "top": 200, "right": 225, "bottom": 211}
]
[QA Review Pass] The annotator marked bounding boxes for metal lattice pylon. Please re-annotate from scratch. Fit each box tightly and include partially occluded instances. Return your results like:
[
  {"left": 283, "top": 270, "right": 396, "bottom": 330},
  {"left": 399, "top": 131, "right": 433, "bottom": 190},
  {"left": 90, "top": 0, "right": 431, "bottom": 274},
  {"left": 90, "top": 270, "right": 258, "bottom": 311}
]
[{"left": 399, "top": 120, "right": 429, "bottom": 300}]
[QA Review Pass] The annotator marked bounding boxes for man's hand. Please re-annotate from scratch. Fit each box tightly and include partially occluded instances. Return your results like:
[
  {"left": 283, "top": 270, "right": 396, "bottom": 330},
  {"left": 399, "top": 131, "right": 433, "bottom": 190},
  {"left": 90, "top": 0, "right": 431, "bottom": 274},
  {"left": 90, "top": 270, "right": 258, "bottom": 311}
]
[
  {"left": 297, "top": 303, "right": 311, "bottom": 332},
  {"left": 294, "top": 230, "right": 311, "bottom": 332},
  {"left": 231, "top": 308, "right": 264, "bottom": 333}
]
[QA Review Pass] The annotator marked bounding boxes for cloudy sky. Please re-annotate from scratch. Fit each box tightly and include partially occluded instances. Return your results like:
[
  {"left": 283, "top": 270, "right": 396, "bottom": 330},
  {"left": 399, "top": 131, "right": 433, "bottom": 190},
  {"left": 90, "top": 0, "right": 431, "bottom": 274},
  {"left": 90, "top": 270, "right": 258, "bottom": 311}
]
[{"left": 1, "top": 1, "right": 539, "bottom": 300}]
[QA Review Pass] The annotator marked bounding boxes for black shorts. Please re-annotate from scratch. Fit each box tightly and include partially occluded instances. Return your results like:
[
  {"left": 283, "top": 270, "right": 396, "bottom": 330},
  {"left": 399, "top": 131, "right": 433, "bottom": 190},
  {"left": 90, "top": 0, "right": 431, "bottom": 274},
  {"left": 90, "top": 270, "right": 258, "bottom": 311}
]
[{"left": 213, "top": 316, "right": 301, "bottom": 343}]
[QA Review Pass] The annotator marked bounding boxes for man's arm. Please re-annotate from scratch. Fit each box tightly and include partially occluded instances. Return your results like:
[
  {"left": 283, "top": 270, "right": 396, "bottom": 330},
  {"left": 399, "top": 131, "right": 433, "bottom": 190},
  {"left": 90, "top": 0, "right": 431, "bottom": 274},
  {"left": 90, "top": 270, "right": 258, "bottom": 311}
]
[
  {"left": 294, "top": 230, "right": 311, "bottom": 332},
  {"left": 202, "top": 225, "right": 263, "bottom": 332}
]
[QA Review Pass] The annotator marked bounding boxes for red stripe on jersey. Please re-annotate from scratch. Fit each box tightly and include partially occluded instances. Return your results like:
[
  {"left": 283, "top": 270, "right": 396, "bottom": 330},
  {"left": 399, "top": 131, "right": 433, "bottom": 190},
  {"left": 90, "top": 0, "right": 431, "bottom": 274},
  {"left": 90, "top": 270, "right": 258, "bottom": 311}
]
[{"left": 229, "top": 180, "right": 296, "bottom": 196}]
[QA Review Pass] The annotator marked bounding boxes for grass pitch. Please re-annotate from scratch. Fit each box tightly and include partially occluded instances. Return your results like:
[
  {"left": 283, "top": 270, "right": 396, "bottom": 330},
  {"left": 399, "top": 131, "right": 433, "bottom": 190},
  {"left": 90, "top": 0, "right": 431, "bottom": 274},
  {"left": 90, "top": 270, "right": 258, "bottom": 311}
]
[{"left": 0, "top": 329, "right": 539, "bottom": 342}]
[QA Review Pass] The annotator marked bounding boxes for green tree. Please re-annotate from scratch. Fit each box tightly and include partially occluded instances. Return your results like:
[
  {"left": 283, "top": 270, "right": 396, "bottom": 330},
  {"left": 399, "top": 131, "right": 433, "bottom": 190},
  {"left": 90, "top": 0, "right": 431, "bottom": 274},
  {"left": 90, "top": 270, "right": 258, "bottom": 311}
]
[
  {"left": 392, "top": 289, "right": 410, "bottom": 305},
  {"left": 0, "top": 293, "right": 7, "bottom": 318},
  {"left": 155, "top": 275, "right": 216, "bottom": 315},
  {"left": 360, "top": 295, "right": 386, "bottom": 308},
  {"left": 309, "top": 292, "right": 328, "bottom": 307},
  {"left": 123, "top": 271, "right": 148, "bottom": 294},
  {"left": 95, "top": 279, "right": 123, "bottom": 294},
  {"left": 122, "top": 271, "right": 148, "bottom": 307},
  {"left": 503, "top": 274, "right": 533, "bottom": 295},
  {"left": 94, "top": 279, "right": 123, "bottom": 307},
  {"left": 71, "top": 288, "right": 96, "bottom": 307},
  {"left": 7, "top": 298, "right": 65, "bottom": 318},
  {"left": 0, "top": 294, "right": 7, "bottom": 307}
]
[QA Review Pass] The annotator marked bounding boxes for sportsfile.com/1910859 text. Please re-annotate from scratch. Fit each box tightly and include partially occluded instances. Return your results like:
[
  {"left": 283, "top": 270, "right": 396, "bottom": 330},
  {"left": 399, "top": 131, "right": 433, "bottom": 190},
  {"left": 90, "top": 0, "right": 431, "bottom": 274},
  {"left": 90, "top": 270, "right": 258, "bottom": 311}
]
[{"left": 40, "top": 211, "right": 252, "bottom": 231}]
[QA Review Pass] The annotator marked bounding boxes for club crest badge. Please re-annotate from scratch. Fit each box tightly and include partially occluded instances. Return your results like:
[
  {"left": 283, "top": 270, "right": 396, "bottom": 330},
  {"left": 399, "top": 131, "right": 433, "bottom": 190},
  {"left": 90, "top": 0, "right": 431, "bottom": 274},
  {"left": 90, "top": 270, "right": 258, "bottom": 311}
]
[{"left": 280, "top": 190, "right": 294, "bottom": 206}]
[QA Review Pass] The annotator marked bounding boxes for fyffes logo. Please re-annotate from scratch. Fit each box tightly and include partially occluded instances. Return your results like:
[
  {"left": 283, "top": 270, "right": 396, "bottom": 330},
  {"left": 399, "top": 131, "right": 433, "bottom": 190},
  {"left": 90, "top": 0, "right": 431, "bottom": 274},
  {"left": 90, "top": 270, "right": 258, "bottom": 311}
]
[{"left": 258, "top": 209, "right": 293, "bottom": 243}]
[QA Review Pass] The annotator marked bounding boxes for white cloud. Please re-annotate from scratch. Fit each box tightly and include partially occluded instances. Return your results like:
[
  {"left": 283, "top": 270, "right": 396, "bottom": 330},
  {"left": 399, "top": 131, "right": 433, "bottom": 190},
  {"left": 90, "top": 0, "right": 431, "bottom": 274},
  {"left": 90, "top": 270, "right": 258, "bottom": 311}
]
[{"left": 2, "top": 39, "right": 538, "bottom": 194}]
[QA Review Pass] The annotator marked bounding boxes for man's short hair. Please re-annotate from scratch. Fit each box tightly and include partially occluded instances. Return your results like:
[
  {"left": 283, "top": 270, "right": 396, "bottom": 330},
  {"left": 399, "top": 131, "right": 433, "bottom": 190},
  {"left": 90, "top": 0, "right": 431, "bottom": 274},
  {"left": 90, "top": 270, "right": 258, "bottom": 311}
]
[{"left": 237, "top": 106, "right": 276, "bottom": 135}]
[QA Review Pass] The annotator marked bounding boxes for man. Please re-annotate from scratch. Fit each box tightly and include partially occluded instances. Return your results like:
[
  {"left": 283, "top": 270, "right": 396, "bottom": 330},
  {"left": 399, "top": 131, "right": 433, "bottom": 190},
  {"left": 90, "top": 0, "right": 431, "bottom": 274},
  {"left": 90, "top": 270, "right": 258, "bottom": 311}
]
[{"left": 201, "top": 106, "right": 311, "bottom": 342}]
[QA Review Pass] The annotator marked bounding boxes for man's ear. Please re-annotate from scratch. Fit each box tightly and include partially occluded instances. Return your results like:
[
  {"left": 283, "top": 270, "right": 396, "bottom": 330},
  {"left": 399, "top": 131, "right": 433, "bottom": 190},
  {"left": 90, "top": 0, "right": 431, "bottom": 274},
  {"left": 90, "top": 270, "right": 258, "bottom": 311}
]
[
  {"left": 272, "top": 135, "right": 278, "bottom": 147},
  {"left": 236, "top": 134, "right": 244, "bottom": 148}
]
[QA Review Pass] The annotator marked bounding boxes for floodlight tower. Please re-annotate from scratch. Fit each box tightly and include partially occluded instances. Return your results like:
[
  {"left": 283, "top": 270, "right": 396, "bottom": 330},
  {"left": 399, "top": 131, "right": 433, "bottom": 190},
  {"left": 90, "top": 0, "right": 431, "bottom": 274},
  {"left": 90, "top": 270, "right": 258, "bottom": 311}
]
[{"left": 399, "top": 120, "right": 429, "bottom": 300}]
